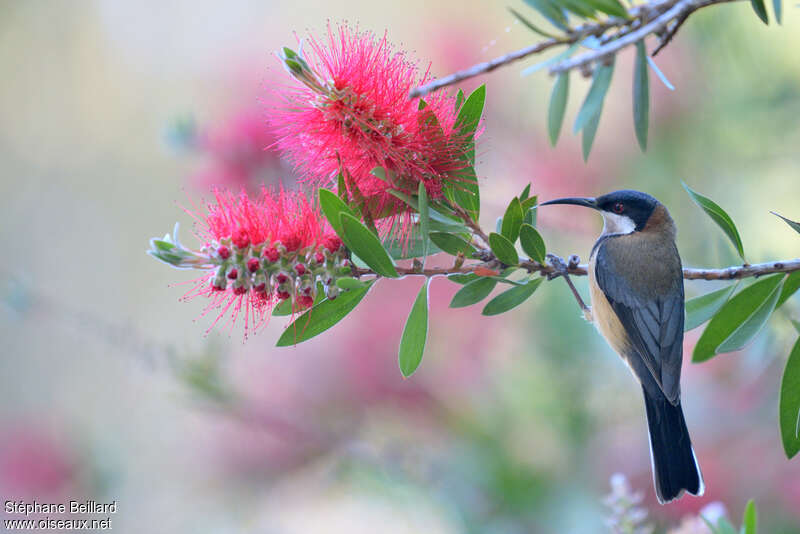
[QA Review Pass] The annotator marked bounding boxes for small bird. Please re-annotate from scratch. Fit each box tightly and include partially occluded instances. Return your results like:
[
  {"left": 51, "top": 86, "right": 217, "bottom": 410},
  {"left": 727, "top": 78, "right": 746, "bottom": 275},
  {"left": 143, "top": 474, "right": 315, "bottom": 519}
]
[{"left": 540, "top": 190, "right": 704, "bottom": 504}]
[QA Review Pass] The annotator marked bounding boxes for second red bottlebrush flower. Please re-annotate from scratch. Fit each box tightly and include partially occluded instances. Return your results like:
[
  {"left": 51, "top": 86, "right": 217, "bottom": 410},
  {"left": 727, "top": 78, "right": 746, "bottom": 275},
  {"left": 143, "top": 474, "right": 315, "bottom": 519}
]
[
  {"left": 150, "top": 187, "right": 351, "bottom": 336},
  {"left": 269, "top": 25, "right": 473, "bottom": 240}
]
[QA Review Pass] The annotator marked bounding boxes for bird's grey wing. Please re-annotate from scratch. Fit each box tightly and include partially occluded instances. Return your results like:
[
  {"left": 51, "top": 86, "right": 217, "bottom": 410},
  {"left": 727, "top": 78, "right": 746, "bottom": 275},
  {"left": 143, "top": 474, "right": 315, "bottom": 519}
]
[{"left": 594, "top": 243, "right": 684, "bottom": 404}]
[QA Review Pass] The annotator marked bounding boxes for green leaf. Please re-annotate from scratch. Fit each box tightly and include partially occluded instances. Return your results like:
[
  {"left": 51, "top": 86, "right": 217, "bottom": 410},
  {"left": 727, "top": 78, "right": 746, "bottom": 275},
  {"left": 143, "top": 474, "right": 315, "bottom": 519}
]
[
  {"left": 683, "top": 183, "right": 746, "bottom": 261},
  {"left": 582, "top": 110, "right": 601, "bottom": 162},
  {"left": 455, "top": 85, "right": 486, "bottom": 139},
  {"left": 777, "top": 271, "right": 800, "bottom": 308},
  {"left": 557, "top": 0, "right": 596, "bottom": 19},
  {"left": 339, "top": 213, "right": 398, "bottom": 278},
  {"left": 450, "top": 276, "right": 498, "bottom": 308},
  {"left": 429, "top": 232, "right": 477, "bottom": 256},
  {"left": 276, "top": 281, "right": 374, "bottom": 346},
  {"left": 520, "top": 183, "right": 531, "bottom": 201},
  {"left": 418, "top": 181, "right": 431, "bottom": 263},
  {"left": 771, "top": 211, "right": 800, "bottom": 234},
  {"left": 336, "top": 278, "right": 366, "bottom": 290},
  {"left": 633, "top": 40, "right": 650, "bottom": 151},
  {"left": 448, "top": 273, "right": 479, "bottom": 285},
  {"left": 489, "top": 232, "right": 519, "bottom": 266},
  {"left": 684, "top": 283, "right": 737, "bottom": 331},
  {"left": 482, "top": 278, "right": 543, "bottom": 316},
  {"left": 742, "top": 499, "right": 757, "bottom": 534},
  {"left": 574, "top": 61, "right": 615, "bottom": 134},
  {"left": 520, "top": 195, "right": 539, "bottom": 213},
  {"left": 272, "top": 298, "right": 294, "bottom": 316},
  {"left": 382, "top": 231, "right": 441, "bottom": 260},
  {"left": 693, "top": 274, "right": 784, "bottom": 362},
  {"left": 501, "top": 197, "right": 524, "bottom": 243},
  {"left": 773, "top": 0, "right": 782, "bottom": 23},
  {"left": 585, "top": 0, "right": 629, "bottom": 17},
  {"left": 781, "top": 336, "right": 800, "bottom": 458},
  {"left": 398, "top": 280, "right": 429, "bottom": 377},
  {"left": 455, "top": 89, "right": 465, "bottom": 111},
  {"left": 524, "top": 198, "right": 538, "bottom": 227},
  {"left": 370, "top": 166, "right": 388, "bottom": 182},
  {"left": 519, "top": 224, "right": 546, "bottom": 263},
  {"left": 750, "top": 0, "right": 769, "bottom": 24},
  {"left": 523, "top": 0, "right": 569, "bottom": 30},
  {"left": 548, "top": 72, "right": 569, "bottom": 146},
  {"left": 319, "top": 188, "right": 357, "bottom": 237},
  {"left": 507, "top": 6, "right": 557, "bottom": 38},
  {"left": 715, "top": 519, "right": 738, "bottom": 534}
]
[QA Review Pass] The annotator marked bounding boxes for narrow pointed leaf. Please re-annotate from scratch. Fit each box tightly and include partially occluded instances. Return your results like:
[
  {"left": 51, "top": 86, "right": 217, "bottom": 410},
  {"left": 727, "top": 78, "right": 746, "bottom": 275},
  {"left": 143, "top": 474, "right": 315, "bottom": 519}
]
[
  {"left": 276, "top": 281, "right": 374, "bottom": 346},
  {"left": 777, "top": 271, "right": 800, "bottom": 308},
  {"left": 548, "top": 72, "right": 569, "bottom": 146},
  {"left": 507, "top": 6, "right": 557, "bottom": 38},
  {"left": 574, "top": 61, "right": 614, "bottom": 134},
  {"left": 773, "top": 0, "right": 782, "bottom": 23},
  {"left": 450, "top": 277, "right": 498, "bottom": 308},
  {"left": 339, "top": 213, "right": 398, "bottom": 278},
  {"left": 524, "top": 199, "right": 538, "bottom": 227},
  {"left": 501, "top": 197, "right": 524, "bottom": 242},
  {"left": 684, "top": 283, "right": 737, "bottom": 331},
  {"left": 448, "top": 273, "right": 479, "bottom": 285},
  {"left": 519, "top": 224, "right": 546, "bottom": 263},
  {"left": 429, "top": 232, "right": 477, "bottom": 256},
  {"left": 693, "top": 274, "right": 784, "bottom": 362},
  {"left": 647, "top": 56, "right": 675, "bottom": 90},
  {"left": 319, "top": 188, "right": 357, "bottom": 237},
  {"left": 715, "top": 519, "right": 738, "bottom": 534},
  {"left": 489, "top": 232, "right": 519, "bottom": 266},
  {"left": 633, "top": 40, "right": 650, "bottom": 151},
  {"left": 750, "top": 0, "right": 769, "bottom": 24},
  {"left": 585, "top": 0, "right": 629, "bottom": 18},
  {"left": 523, "top": 0, "right": 569, "bottom": 30},
  {"left": 455, "top": 84, "right": 486, "bottom": 139},
  {"left": 781, "top": 336, "right": 800, "bottom": 458},
  {"left": 455, "top": 89, "right": 465, "bottom": 111},
  {"left": 558, "top": 0, "right": 596, "bottom": 19},
  {"left": 482, "top": 278, "right": 543, "bottom": 316},
  {"left": 520, "top": 183, "right": 531, "bottom": 201},
  {"left": 683, "top": 183, "right": 745, "bottom": 261},
  {"left": 742, "top": 500, "right": 757, "bottom": 534},
  {"left": 418, "top": 181, "right": 430, "bottom": 263},
  {"left": 582, "top": 110, "right": 601, "bottom": 162},
  {"left": 336, "top": 278, "right": 366, "bottom": 290},
  {"left": 399, "top": 280, "right": 429, "bottom": 377},
  {"left": 771, "top": 211, "right": 800, "bottom": 234},
  {"left": 382, "top": 231, "right": 441, "bottom": 260}
]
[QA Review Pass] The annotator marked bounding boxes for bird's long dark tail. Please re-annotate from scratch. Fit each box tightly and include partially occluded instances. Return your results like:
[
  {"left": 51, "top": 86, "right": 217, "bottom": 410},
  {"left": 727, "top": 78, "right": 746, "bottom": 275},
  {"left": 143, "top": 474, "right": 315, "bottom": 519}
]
[{"left": 642, "top": 387, "right": 704, "bottom": 504}]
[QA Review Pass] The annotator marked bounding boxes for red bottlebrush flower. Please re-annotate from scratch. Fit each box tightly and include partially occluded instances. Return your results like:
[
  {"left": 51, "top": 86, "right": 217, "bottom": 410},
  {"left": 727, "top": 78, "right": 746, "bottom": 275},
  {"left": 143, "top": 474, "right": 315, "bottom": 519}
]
[
  {"left": 174, "top": 186, "right": 352, "bottom": 337},
  {"left": 270, "top": 25, "right": 473, "bottom": 241}
]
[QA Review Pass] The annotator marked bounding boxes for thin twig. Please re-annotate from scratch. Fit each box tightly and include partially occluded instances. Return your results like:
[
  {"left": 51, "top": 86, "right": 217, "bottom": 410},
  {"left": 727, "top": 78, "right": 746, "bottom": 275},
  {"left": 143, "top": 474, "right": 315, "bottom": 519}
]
[
  {"left": 550, "top": 0, "right": 741, "bottom": 74},
  {"left": 410, "top": 38, "right": 569, "bottom": 99},
  {"left": 409, "top": 0, "right": 741, "bottom": 98},
  {"left": 355, "top": 257, "right": 800, "bottom": 281}
]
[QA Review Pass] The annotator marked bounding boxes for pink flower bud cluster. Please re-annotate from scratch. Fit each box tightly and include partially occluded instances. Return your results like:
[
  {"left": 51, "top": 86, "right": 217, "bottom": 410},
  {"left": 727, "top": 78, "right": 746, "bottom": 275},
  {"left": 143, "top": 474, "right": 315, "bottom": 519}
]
[{"left": 180, "top": 187, "right": 351, "bottom": 335}]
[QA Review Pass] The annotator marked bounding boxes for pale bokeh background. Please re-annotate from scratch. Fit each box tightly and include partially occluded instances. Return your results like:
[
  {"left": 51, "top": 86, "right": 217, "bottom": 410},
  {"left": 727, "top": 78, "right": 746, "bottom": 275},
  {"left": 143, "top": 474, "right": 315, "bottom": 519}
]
[{"left": 1, "top": 1, "right": 799, "bottom": 532}]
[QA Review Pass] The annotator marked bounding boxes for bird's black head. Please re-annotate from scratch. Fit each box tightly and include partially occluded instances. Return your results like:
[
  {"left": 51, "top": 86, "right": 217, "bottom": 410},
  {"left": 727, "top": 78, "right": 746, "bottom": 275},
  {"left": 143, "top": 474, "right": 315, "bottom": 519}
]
[
  {"left": 594, "top": 190, "right": 660, "bottom": 232},
  {"left": 540, "top": 189, "right": 664, "bottom": 234}
]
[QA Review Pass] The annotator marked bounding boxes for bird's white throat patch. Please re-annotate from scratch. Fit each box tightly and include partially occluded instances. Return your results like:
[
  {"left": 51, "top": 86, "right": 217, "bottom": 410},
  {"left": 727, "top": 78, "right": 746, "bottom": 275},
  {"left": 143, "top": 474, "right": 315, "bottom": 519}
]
[{"left": 601, "top": 211, "right": 636, "bottom": 236}]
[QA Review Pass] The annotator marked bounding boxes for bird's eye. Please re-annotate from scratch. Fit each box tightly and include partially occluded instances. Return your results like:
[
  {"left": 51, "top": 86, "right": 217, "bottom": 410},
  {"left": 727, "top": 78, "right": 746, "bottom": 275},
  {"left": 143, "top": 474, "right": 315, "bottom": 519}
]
[{"left": 613, "top": 202, "right": 624, "bottom": 214}]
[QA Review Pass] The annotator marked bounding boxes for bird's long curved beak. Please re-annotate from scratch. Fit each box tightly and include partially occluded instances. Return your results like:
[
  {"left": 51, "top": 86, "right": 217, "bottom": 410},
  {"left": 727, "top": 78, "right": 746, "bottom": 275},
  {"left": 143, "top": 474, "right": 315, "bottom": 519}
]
[{"left": 539, "top": 197, "right": 598, "bottom": 209}]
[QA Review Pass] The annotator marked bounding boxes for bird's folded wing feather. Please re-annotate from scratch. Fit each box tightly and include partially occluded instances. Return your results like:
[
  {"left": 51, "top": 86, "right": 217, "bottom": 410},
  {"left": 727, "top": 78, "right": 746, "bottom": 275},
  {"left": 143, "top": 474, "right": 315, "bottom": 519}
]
[{"left": 594, "top": 244, "right": 684, "bottom": 404}]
